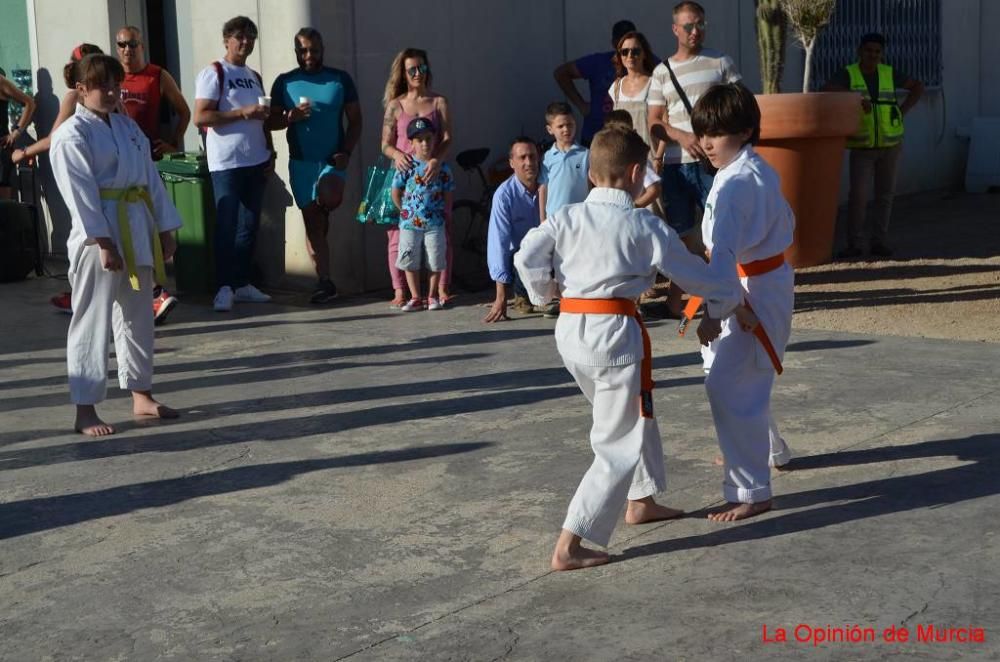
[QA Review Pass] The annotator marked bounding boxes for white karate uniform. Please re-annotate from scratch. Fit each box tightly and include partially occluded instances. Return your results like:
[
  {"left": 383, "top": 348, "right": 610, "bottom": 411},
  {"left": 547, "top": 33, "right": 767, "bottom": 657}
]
[
  {"left": 516, "top": 187, "right": 740, "bottom": 546},
  {"left": 50, "top": 104, "right": 182, "bottom": 405},
  {"left": 700, "top": 146, "right": 795, "bottom": 503}
]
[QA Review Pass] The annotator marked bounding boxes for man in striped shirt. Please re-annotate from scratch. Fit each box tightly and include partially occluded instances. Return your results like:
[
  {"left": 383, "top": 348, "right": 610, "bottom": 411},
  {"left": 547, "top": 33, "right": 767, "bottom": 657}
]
[{"left": 648, "top": 1, "right": 742, "bottom": 312}]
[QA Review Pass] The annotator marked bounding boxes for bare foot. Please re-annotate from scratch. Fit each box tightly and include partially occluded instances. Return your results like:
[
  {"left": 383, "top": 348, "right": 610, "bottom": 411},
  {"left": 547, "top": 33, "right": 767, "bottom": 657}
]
[
  {"left": 773, "top": 461, "right": 791, "bottom": 471},
  {"left": 550, "top": 529, "right": 610, "bottom": 571},
  {"left": 75, "top": 405, "right": 115, "bottom": 436},
  {"left": 707, "top": 500, "right": 772, "bottom": 522},
  {"left": 132, "top": 391, "right": 179, "bottom": 419},
  {"left": 389, "top": 289, "right": 407, "bottom": 308},
  {"left": 625, "top": 497, "right": 684, "bottom": 525},
  {"left": 714, "top": 455, "right": 724, "bottom": 466}
]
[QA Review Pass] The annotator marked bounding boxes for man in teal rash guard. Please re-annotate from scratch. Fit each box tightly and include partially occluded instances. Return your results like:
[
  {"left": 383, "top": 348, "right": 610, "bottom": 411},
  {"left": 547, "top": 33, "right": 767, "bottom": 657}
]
[{"left": 268, "top": 27, "right": 362, "bottom": 303}]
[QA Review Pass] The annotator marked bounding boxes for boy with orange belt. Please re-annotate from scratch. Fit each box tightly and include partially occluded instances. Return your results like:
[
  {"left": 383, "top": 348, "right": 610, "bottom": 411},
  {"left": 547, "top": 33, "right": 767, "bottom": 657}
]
[
  {"left": 687, "top": 83, "right": 795, "bottom": 522},
  {"left": 515, "top": 125, "right": 751, "bottom": 570}
]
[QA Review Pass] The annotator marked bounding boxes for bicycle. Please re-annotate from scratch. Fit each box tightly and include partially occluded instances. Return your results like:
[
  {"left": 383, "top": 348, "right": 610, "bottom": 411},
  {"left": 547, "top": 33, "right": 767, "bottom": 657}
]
[{"left": 450, "top": 147, "right": 502, "bottom": 291}]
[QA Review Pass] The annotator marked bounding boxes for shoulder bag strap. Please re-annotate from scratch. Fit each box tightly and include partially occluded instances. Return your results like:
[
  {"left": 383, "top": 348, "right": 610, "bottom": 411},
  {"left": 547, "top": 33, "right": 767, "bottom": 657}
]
[
  {"left": 663, "top": 58, "right": 694, "bottom": 118},
  {"left": 213, "top": 61, "right": 224, "bottom": 101}
]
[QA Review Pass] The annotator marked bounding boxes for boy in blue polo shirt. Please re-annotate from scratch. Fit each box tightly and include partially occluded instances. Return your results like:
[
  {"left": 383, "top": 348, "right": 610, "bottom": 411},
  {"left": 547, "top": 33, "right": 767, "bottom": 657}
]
[{"left": 538, "top": 102, "right": 590, "bottom": 222}]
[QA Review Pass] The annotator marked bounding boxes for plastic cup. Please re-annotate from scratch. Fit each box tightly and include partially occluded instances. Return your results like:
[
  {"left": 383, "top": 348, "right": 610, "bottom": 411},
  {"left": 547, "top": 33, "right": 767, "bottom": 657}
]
[{"left": 258, "top": 95, "right": 271, "bottom": 107}]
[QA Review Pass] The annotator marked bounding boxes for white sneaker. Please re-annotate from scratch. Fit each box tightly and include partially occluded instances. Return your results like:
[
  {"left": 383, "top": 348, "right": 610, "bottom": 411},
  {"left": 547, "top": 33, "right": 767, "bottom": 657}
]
[
  {"left": 427, "top": 297, "right": 443, "bottom": 311},
  {"left": 213, "top": 286, "right": 234, "bottom": 312},
  {"left": 233, "top": 284, "right": 272, "bottom": 303}
]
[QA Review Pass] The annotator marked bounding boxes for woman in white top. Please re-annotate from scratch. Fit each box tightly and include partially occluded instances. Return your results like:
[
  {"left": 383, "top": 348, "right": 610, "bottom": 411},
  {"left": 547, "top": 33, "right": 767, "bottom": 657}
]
[
  {"left": 608, "top": 32, "right": 661, "bottom": 161},
  {"left": 609, "top": 31, "right": 668, "bottom": 257}
]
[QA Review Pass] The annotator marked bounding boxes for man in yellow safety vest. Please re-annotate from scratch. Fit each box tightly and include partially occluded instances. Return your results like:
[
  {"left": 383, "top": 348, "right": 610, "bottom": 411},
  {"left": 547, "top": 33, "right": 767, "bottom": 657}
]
[{"left": 824, "top": 33, "right": 924, "bottom": 258}]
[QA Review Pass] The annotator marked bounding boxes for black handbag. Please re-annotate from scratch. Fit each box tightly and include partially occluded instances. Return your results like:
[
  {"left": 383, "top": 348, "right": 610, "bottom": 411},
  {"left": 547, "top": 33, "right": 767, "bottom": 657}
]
[{"left": 662, "top": 58, "right": 718, "bottom": 176}]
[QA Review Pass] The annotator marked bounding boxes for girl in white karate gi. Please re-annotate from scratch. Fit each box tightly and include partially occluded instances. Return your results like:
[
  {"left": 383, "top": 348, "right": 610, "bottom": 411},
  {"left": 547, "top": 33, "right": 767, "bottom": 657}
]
[
  {"left": 691, "top": 83, "right": 795, "bottom": 521},
  {"left": 50, "top": 54, "right": 182, "bottom": 436},
  {"left": 515, "top": 126, "right": 751, "bottom": 570}
]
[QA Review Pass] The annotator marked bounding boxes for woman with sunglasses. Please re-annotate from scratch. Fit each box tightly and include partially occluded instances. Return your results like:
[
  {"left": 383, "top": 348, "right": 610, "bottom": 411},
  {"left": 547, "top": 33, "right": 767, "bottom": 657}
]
[
  {"left": 610, "top": 31, "right": 668, "bottom": 243},
  {"left": 609, "top": 32, "right": 659, "bottom": 157},
  {"left": 380, "top": 48, "right": 453, "bottom": 307}
]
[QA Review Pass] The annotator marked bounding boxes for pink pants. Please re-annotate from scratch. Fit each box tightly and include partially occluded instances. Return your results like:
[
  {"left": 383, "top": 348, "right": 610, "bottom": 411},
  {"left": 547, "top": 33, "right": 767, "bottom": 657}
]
[{"left": 387, "top": 217, "right": 453, "bottom": 292}]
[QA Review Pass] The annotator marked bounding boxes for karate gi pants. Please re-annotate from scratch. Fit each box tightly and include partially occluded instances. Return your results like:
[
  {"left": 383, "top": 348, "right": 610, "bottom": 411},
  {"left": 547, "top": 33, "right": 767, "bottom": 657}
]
[
  {"left": 703, "top": 317, "right": 779, "bottom": 503},
  {"left": 67, "top": 244, "right": 154, "bottom": 405},
  {"left": 769, "top": 416, "right": 791, "bottom": 468},
  {"left": 561, "top": 360, "right": 666, "bottom": 547}
]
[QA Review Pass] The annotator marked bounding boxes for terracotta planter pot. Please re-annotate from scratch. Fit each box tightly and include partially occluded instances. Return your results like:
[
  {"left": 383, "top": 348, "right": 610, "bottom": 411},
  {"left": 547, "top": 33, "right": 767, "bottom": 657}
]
[{"left": 755, "top": 92, "right": 861, "bottom": 267}]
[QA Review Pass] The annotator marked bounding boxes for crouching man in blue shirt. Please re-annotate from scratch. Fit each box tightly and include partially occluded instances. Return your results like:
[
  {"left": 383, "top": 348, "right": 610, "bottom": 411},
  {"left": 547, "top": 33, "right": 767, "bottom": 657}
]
[{"left": 483, "top": 137, "right": 543, "bottom": 323}]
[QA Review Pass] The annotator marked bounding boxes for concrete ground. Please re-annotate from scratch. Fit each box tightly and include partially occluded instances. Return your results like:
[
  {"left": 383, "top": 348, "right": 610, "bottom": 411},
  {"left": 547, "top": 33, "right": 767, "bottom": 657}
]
[{"left": 1, "top": 273, "right": 998, "bottom": 661}]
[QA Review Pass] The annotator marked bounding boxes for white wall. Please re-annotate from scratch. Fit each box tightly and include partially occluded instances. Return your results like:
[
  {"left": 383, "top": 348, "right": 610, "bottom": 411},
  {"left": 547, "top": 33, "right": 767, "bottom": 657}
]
[{"left": 28, "top": 0, "right": 111, "bottom": 253}]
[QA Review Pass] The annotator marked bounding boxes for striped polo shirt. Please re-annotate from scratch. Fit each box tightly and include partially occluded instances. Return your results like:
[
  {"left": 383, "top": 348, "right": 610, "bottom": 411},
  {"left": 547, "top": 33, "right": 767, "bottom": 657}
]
[{"left": 648, "top": 48, "right": 742, "bottom": 165}]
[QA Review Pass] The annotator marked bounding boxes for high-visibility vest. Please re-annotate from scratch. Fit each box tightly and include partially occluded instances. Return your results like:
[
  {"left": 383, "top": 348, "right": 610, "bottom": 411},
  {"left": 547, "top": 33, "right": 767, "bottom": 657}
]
[{"left": 846, "top": 63, "right": 904, "bottom": 149}]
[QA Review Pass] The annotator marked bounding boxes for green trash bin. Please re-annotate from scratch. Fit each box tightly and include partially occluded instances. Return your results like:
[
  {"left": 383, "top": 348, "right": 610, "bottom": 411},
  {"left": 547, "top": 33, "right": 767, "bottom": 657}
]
[{"left": 156, "top": 153, "right": 215, "bottom": 295}]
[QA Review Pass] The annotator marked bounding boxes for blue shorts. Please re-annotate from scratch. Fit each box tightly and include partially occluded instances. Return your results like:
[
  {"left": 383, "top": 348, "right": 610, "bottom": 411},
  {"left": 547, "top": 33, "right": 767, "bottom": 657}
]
[
  {"left": 289, "top": 159, "right": 346, "bottom": 210},
  {"left": 660, "top": 162, "right": 713, "bottom": 237}
]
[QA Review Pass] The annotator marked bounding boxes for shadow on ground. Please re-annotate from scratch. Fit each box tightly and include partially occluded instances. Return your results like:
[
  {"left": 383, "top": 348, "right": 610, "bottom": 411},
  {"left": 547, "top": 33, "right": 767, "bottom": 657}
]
[
  {"left": 0, "top": 442, "right": 494, "bottom": 540},
  {"left": 618, "top": 434, "right": 999, "bottom": 562}
]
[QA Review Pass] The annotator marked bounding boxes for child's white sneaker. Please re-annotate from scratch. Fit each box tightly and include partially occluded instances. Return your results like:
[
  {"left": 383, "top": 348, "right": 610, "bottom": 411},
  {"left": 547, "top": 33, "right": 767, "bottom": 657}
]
[
  {"left": 427, "top": 297, "right": 443, "bottom": 311},
  {"left": 400, "top": 298, "right": 424, "bottom": 312},
  {"left": 213, "top": 286, "right": 234, "bottom": 312},
  {"left": 234, "top": 284, "right": 272, "bottom": 303}
]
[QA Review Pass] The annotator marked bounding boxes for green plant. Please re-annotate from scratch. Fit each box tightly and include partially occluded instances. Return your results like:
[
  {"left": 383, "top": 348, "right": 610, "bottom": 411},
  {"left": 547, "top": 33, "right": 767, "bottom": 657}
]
[
  {"left": 781, "top": 0, "right": 837, "bottom": 91},
  {"left": 756, "top": 0, "right": 788, "bottom": 94}
]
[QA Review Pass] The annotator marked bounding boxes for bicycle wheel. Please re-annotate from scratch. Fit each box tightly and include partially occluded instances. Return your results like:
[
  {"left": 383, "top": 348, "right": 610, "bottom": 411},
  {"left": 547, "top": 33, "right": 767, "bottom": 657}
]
[{"left": 451, "top": 199, "right": 491, "bottom": 291}]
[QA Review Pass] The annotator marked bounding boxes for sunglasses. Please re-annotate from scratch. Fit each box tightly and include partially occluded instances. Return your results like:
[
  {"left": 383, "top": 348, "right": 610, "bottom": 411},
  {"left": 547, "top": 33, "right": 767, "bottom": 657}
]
[
  {"left": 619, "top": 47, "right": 643, "bottom": 58},
  {"left": 406, "top": 64, "right": 429, "bottom": 77},
  {"left": 116, "top": 39, "right": 140, "bottom": 49},
  {"left": 679, "top": 21, "right": 708, "bottom": 34}
]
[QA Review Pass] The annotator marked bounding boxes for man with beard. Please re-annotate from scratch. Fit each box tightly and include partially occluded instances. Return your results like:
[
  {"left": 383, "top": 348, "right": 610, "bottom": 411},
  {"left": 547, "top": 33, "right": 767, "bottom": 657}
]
[{"left": 268, "top": 28, "right": 361, "bottom": 304}]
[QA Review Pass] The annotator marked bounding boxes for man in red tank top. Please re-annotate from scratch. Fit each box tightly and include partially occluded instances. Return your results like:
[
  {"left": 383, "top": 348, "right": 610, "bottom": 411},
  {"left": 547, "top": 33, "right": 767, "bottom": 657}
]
[
  {"left": 115, "top": 25, "right": 192, "bottom": 324},
  {"left": 116, "top": 26, "right": 190, "bottom": 159}
]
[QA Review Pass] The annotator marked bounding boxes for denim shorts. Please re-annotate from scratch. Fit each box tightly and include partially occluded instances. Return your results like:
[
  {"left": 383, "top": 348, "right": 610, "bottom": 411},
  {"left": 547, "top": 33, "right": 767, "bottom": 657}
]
[
  {"left": 660, "top": 162, "right": 713, "bottom": 237},
  {"left": 396, "top": 227, "right": 446, "bottom": 272}
]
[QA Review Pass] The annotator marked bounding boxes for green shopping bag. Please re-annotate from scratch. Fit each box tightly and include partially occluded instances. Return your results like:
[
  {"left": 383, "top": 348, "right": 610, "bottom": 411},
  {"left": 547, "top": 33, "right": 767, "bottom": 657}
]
[{"left": 356, "top": 156, "right": 399, "bottom": 225}]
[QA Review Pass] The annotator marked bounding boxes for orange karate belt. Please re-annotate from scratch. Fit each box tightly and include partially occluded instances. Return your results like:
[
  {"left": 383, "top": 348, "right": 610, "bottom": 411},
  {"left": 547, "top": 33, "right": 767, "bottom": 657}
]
[
  {"left": 676, "top": 252, "right": 785, "bottom": 375},
  {"left": 560, "top": 297, "right": 655, "bottom": 418}
]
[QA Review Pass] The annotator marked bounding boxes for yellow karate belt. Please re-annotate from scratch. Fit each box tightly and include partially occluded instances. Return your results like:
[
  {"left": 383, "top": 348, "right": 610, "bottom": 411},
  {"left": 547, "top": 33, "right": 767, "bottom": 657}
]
[{"left": 100, "top": 186, "right": 167, "bottom": 291}]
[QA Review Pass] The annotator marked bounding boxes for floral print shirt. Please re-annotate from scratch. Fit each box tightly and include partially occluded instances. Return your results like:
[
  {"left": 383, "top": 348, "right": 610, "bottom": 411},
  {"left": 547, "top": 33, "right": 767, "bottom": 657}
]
[{"left": 392, "top": 160, "right": 454, "bottom": 231}]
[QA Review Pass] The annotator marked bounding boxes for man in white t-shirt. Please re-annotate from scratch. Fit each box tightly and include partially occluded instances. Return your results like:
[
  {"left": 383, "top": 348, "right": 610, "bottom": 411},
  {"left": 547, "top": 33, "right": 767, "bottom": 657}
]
[
  {"left": 647, "top": 1, "right": 741, "bottom": 314},
  {"left": 193, "top": 15, "right": 274, "bottom": 312}
]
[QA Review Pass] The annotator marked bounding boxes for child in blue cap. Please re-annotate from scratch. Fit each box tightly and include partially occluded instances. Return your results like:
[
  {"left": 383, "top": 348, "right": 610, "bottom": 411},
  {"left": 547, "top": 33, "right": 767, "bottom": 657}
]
[{"left": 391, "top": 116, "right": 455, "bottom": 311}]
